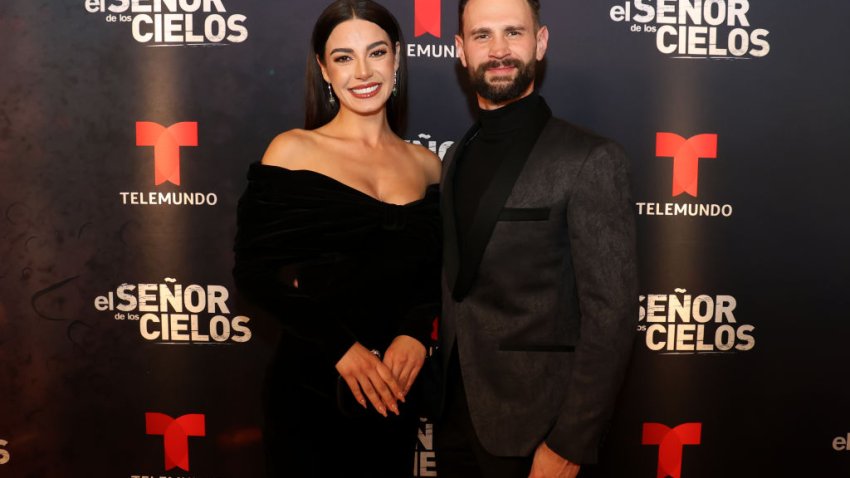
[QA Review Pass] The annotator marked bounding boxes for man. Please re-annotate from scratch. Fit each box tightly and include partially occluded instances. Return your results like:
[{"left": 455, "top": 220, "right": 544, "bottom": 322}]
[{"left": 436, "top": 0, "right": 638, "bottom": 477}]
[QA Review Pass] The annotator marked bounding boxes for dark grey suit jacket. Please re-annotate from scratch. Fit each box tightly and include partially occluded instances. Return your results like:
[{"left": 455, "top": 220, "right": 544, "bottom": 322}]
[{"left": 440, "top": 114, "right": 638, "bottom": 464}]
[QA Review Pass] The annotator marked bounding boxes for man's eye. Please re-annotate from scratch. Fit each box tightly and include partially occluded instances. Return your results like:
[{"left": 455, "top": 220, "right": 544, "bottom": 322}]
[{"left": 475, "top": 34, "right": 489, "bottom": 40}]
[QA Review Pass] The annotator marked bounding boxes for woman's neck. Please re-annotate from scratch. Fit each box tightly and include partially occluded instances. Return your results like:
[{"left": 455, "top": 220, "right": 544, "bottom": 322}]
[{"left": 322, "top": 107, "right": 395, "bottom": 148}]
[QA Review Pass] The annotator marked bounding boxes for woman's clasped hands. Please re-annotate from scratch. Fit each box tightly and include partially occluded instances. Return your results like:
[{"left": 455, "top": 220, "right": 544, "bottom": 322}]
[{"left": 335, "top": 335, "right": 426, "bottom": 417}]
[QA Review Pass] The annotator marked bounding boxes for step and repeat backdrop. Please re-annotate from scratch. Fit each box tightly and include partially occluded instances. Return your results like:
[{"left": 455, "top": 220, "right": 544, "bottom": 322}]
[{"left": 1, "top": 1, "right": 849, "bottom": 477}]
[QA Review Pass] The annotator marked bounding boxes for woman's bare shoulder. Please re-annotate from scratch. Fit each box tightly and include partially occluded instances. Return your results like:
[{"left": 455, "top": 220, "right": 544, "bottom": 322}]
[
  {"left": 261, "top": 129, "right": 320, "bottom": 169},
  {"left": 404, "top": 141, "right": 442, "bottom": 185}
]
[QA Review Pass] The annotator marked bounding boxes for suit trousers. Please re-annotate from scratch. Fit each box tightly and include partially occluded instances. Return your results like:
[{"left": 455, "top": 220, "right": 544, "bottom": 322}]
[{"left": 435, "top": 346, "right": 534, "bottom": 478}]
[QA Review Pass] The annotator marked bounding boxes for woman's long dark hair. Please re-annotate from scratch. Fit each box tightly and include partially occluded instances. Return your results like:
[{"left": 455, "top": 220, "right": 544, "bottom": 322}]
[{"left": 305, "top": 0, "right": 408, "bottom": 134}]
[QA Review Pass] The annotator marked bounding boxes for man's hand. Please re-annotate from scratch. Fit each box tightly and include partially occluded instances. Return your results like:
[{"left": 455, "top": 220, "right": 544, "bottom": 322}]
[
  {"left": 528, "top": 442, "right": 580, "bottom": 478},
  {"left": 383, "top": 335, "right": 427, "bottom": 396}
]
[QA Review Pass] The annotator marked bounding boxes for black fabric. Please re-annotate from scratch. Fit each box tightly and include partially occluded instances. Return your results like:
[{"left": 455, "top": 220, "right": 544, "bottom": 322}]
[
  {"left": 454, "top": 92, "right": 543, "bottom": 242},
  {"left": 435, "top": 346, "right": 533, "bottom": 478},
  {"left": 233, "top": 163, "right": 442, "bottom": 476},
  {"left": 263, "top": 343, "right": 420, "bottom": 478},
  {"left": 448, "top": 93, "right": 552, "bottom": 301}
]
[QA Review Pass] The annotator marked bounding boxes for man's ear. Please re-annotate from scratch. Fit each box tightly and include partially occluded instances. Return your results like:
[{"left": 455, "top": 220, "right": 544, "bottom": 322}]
[
  {"left": 455, "top": 34, "right": 468, "bottom": 68},
  {"left": 536, "top": 25, "right": 549, "bottom": 61}
]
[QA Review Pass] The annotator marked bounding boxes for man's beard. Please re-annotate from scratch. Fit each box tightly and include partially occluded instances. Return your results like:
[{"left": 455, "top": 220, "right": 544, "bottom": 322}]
[{"left": 469, "top": 58, "right": 536, "bottom": 105}]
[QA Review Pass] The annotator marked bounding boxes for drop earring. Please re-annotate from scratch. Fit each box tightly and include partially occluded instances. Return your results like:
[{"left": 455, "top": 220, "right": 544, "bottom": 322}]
[
  {"left": 328, "top": 83, "right": 336, "bottom": 107},
  {"left": 392, "top": 72, "right": 398, "bottom": 97}
]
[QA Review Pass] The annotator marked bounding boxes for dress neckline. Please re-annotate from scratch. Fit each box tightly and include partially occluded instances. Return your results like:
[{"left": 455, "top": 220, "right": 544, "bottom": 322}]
[{"left": 254, "top": 163, "right": 439, "bottom": 207}]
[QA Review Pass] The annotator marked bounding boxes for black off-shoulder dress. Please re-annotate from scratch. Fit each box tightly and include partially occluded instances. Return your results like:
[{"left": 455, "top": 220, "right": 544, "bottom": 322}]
[{"left": 233, "top": 162, "right": 441, "bottom": 477}]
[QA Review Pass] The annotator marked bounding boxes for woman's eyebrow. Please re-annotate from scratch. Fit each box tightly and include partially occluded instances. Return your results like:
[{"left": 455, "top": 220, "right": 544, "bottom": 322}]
[{"left": 330, "top": 40, "right": 389, "bottom": 55}]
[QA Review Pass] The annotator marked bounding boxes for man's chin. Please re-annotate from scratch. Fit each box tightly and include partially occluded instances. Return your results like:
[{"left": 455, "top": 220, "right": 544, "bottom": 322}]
[{"left": 484, "top": 84, "right": 516, "bottom": 96}]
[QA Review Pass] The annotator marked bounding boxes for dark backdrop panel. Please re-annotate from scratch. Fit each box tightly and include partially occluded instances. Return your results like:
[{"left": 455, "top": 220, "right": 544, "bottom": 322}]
[{"left": 1, "top": 1, "right": 848, "bottom": 476}]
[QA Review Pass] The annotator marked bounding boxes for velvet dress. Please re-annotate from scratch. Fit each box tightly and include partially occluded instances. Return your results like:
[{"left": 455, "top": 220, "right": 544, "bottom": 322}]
[{"left": 233, "top": 162, "right": 441, "bottom": 477}]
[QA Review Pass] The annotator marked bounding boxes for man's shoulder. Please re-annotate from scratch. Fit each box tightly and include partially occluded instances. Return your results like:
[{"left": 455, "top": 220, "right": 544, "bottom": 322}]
[
  {"left": 544, "top": 116, "right": 616, "bottom": 151},
  {"left": 538, "top": 117, "right": 629, "bottom": 177},
  {"left": 543, "top": 121, "right": 631, "bottom": 190}
]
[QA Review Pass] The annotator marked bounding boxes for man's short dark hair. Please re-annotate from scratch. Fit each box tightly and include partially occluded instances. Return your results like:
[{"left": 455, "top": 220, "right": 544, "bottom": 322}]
[{"left": 458, "top": 0, "right": 541, "bottom": 34}]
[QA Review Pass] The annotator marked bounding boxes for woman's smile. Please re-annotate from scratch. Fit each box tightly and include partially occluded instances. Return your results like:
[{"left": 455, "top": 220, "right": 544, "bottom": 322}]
[{"left": 349, "top": 82, "right": 382, "bottom": 98}]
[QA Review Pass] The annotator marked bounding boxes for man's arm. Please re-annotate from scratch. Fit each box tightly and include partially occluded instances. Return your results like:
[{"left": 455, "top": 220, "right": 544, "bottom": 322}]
[{"left": 544, "top": 140, "right": 639, "bottom": 464}]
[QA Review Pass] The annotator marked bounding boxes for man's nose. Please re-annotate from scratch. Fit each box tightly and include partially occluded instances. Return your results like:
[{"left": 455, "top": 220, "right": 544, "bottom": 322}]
[{"left": 489, "top": 35, "right": 510, "bottom": 58}]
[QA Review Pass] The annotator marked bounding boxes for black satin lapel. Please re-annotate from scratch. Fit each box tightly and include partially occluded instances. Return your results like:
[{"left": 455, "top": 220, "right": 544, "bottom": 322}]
[
  {"left": 452, "top": 112, "right": 552, "bottom": 301},
  {"left": 442, "top": 124, "right": 480, "bottom": 296}
]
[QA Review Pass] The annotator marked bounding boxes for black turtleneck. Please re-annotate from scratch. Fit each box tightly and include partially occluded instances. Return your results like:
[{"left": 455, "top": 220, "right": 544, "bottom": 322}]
[{"left": 453, "top": 91, "right": 551, "bottom": 246}]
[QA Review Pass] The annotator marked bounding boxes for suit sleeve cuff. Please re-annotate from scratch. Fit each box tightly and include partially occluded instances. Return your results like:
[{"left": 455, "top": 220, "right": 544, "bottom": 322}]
[{"left": 544, "top": 422, "right": 601, "bottom": 465}]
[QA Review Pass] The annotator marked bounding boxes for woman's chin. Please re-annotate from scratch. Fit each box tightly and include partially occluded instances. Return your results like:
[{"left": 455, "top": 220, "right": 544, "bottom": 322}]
[{"left": 341, "top": 99, "right": 391, "bottom": 117}]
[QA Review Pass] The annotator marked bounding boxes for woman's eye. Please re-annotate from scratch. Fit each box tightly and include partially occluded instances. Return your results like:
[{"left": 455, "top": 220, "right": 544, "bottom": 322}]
[
  {"left": 370, "top": 49, "right": 388, "bottom": 58},
  {"left": 333, "top": 55, "right": 352, "bottom": 63}
]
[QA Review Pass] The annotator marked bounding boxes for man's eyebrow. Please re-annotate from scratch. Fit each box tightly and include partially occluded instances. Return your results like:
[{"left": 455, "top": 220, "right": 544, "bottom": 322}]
[
  {"left": 470, "top": 25, "right": 527, "bottom": 35},
  {"left": 469, "top": 27, "right": 493, "bottom": 36},
  {"left": 329, "top": 41, "right": 389, "bottom": 56}
]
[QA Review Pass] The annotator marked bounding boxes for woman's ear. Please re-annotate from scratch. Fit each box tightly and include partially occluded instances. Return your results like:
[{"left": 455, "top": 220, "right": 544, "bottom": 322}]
[{"left": 317, "top": 54, "right": 330, "bottom": 83}]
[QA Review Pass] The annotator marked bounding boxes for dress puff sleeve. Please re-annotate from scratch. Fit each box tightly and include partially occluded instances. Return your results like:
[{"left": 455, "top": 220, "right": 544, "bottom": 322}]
[{"left": 232, "top": 164, "right": 358, "bottom": 364}]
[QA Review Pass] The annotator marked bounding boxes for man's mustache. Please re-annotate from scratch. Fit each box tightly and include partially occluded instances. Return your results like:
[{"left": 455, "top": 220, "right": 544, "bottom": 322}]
[{"left": 476, "top": 58, "right": 524, "bottom": 73}]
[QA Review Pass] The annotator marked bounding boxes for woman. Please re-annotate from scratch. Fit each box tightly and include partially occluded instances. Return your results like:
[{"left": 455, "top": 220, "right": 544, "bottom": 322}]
[{"left": 233, "top": 1, "right": 441, "bottom": 476}]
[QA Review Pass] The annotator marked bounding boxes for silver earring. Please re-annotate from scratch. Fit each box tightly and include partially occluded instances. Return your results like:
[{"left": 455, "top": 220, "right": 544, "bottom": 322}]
[
  {"left": 328, "top": 83, "right": 336, "bottom": 107},
  {"left": 392, "top": 72, "right": 398, "bottom": 97}
]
